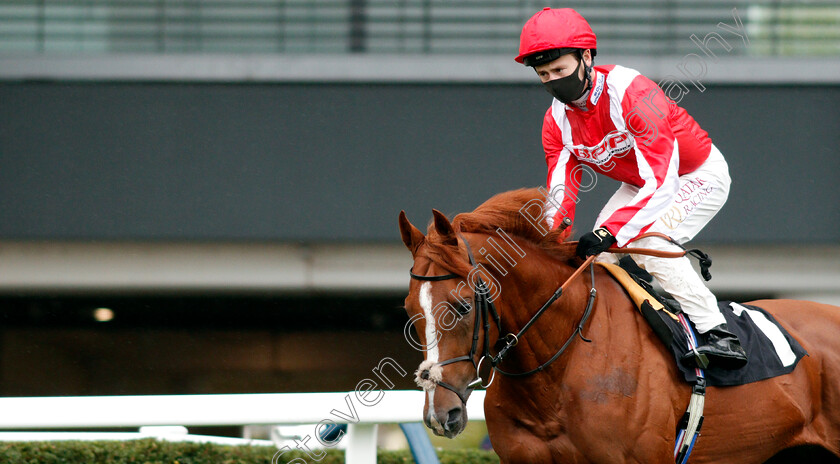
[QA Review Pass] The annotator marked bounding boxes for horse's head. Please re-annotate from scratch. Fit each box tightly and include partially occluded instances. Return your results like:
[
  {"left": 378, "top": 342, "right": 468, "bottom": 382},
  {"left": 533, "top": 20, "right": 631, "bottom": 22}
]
[
  {"left": 398, "top": 189, "right": 582, "bottom": 438},
  {"left": 398, "top": 209, "right": 498, "bottom": 438}
]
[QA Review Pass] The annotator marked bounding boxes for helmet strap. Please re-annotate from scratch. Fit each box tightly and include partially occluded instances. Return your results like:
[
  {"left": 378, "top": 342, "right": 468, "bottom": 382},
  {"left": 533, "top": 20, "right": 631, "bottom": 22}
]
[{"left": 578, "top": 49, "right": 593, "bottom": 96}]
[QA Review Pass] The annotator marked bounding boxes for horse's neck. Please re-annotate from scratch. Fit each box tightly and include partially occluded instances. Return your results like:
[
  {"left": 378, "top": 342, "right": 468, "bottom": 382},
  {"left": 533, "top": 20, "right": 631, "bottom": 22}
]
[
  {"left": 488, "top": 263, "right": 649, "bottom": 444},
  {"left": 469, "top": 233, "right": 645, "bottom": 379},
  {"left": 496, "top": 260, "right": 644, "bottom": 384},
  {"left": 494, "top": 256, "right": 594, "bottom": 372}
]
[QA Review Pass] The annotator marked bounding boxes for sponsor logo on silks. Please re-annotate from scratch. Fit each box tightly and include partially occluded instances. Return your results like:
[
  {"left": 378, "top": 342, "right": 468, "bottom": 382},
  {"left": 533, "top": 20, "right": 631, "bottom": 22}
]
[
  {"left": 659, "top": 205, "right": 685, "bottom": 230},
  {"left": 568, "top": 130, "right": 633, "bottom": 167},
  {"left": 675, "top": 177, "right": 712, "bottom": 203},
  {"left": 590, "top": 72, "right": 605, "bottom": 106},
  {"left": 659, "top": 178, "right": 718, "bottom": 230}
]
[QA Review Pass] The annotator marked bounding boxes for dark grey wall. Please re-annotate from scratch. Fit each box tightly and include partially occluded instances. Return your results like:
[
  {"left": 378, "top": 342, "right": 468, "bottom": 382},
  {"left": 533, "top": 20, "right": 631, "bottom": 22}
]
[{"left": 1, "top": 82, "right": 838, "bottom": 243}]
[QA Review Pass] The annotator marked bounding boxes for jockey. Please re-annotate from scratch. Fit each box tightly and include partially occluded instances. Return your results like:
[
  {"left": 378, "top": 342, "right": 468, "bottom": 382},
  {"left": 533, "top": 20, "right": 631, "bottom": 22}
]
[{"left": 516, "top": 8, "right": 747, "bottom": 369}]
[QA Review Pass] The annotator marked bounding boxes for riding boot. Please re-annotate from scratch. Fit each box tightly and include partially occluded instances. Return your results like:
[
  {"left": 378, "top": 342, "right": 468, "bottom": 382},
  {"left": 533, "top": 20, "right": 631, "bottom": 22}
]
[{"left": 683, "top": 323, "right": 748, "bottom": 370}]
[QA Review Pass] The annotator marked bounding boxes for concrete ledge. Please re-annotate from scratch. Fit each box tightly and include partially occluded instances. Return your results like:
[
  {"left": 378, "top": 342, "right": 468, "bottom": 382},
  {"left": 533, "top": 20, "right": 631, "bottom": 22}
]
[
  {"left": 0, "top": 241, "right": 837, "bottom": 300},
  {"left": 1, "top": 54, "right": 839, "bottom": 84}
]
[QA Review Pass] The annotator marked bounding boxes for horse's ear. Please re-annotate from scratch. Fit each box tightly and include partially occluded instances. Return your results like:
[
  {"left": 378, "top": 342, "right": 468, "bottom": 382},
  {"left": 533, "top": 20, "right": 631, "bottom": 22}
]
[
  {"left": 399, "top": 210, "right": 425, "bottom": 256},
  {"left": 432, "top": 209, "right": 459, "bottom": 247}
]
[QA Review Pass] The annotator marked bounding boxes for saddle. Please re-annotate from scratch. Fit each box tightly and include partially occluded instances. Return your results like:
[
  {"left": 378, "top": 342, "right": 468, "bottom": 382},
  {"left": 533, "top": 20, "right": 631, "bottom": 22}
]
[{"left": 598, "top": 261, "right": 808, "bottom": 387}]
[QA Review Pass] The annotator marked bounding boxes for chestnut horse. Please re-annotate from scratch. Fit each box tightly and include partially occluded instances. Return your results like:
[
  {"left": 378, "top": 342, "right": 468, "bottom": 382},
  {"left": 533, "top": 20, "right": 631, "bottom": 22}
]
[{"left": 399, "top": 188, "right": 840, "bottom": 463}]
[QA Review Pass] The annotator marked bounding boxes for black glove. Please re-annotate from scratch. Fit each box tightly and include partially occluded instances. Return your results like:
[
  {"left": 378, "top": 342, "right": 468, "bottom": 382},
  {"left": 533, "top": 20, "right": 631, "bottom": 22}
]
[{"left": 575, "top": 227, "right": 617, "bottom": 259}]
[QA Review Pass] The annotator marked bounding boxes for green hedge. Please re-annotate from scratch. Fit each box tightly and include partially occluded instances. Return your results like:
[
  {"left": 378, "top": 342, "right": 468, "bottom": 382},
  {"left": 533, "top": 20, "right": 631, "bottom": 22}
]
[{"left": 0, "top": 439, "right": 500, "bottom": 464}]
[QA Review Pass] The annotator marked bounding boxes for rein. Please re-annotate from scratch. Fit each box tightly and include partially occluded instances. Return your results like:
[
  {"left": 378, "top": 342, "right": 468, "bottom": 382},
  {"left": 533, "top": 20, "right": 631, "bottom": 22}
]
[
  {"left": 409, "top": 230, "right": 711, "bottom": 402},
  {"left": 608, "top": 232, "right": 713, "bottom": 281}
]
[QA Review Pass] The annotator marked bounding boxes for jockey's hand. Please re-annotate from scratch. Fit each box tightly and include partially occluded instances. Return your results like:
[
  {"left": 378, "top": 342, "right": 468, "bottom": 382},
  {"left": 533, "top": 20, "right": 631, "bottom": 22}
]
[{"left": 575, "top": 228, "right": 617, "bottom": 259}]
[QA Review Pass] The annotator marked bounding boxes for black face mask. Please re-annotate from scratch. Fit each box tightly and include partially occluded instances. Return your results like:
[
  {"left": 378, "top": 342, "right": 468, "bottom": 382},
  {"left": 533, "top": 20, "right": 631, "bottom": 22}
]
[{"left": 543, "top": 57, "right": 590, "bottom": 104}]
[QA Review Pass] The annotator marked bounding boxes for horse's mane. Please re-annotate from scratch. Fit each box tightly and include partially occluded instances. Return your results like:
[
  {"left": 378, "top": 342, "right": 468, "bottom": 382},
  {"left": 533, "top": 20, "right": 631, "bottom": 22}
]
[{"left": 425, "top": 188, "right": 580, "bottom": 276}]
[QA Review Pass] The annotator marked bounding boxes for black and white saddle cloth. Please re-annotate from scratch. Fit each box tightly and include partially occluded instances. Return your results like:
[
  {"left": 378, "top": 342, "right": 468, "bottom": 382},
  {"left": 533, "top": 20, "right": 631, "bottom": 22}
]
[
  {"left": 643, "top": 295, "right": 808, "bottom": 387},
  {"left": 613, "top": 259, "right": 809, "bottom": 387}
]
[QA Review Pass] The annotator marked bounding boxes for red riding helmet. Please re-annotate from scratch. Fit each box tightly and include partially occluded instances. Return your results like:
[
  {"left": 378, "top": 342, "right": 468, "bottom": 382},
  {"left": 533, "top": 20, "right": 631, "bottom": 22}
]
[{"left": 515, "top": 7, "right": 597, "bottom": 65}]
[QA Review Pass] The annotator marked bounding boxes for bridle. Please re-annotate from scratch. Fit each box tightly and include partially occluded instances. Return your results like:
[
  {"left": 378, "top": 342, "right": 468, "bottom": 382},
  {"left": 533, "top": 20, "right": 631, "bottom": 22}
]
[{"left": 410, "top": 232, "right": 598, "bottom": 404}]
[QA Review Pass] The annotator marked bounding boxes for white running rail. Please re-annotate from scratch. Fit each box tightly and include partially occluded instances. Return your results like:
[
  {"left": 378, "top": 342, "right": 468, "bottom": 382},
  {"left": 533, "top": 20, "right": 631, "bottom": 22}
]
[{"left": 0, "top": 390, "right": 486, "bottom": 464}]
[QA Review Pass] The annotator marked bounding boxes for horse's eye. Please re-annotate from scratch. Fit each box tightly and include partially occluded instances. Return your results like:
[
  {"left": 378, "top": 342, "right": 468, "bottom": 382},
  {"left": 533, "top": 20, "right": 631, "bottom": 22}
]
[{"left": 456, "top": 301, "right": 472, "bottom": 315}]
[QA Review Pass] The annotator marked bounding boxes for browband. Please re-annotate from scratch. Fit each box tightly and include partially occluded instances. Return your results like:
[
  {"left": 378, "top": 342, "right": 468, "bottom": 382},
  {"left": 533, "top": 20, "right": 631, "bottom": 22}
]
[{"left": 409, "top": 266, "right": 459, "bottom": 281}]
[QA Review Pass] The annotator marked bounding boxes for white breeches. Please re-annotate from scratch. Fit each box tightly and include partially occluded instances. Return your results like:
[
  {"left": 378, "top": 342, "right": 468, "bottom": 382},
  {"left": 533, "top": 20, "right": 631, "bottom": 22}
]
[{"left": 595, "top": 145, "right": 731, "bottom": 333}]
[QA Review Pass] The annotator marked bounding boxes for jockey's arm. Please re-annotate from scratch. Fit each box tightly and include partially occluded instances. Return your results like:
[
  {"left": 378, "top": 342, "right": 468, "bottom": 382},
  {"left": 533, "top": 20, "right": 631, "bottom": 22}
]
[{"left": 543, "top": 108, "right": 581, "bottom": 241}]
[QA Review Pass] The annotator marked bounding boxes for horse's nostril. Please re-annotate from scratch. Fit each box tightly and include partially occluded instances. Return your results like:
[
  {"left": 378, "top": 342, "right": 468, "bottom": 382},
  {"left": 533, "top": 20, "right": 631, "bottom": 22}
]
[
  {"left": 445, "top": 407, "right": 462, "bottom": 429},
  {"left": 420, "top": 369, "right": 430, "bottom": 380}
]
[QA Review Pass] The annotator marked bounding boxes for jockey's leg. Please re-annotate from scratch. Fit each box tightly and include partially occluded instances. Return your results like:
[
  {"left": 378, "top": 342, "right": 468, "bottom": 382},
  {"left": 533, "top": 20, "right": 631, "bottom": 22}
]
[
  {"left": 595, "top": 182, "right": 728, "bottom": 330},
  {"left": 595, "top": 145, "right": 746, "bottom": 368},
  {"left": 648, "top": 145, "right": 731, "bottom": 245},
  {"left": 645, "top": 145, "right": 745, "bottom": 368},
  {"left": 628, "top": 241, "right": 746, "bottom": 369},
  {"left": 636, "top": 144, "right": 732, "bottom": 331},
  {"left": 628, "top": 238, "right": 724, "bottom": 332},
  {"left": 594, "top": 252, "right": 620, "bottom": 266}
]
